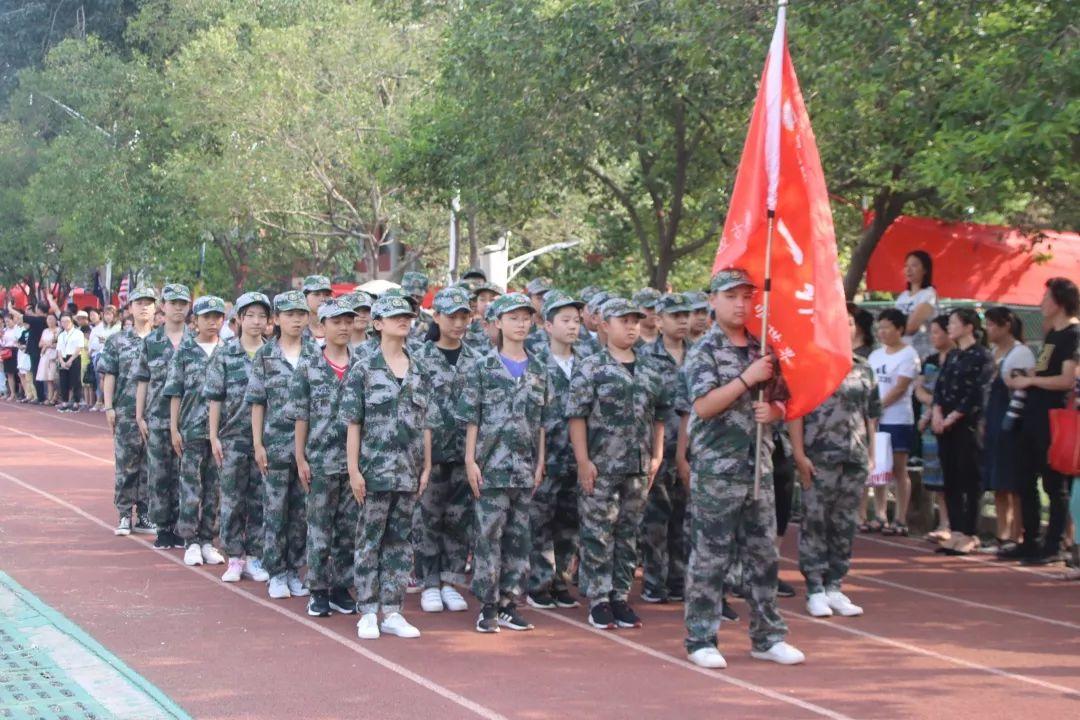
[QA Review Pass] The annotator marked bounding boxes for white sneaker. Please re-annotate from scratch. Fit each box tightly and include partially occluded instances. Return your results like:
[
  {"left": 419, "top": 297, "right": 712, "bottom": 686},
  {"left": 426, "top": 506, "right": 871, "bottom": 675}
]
[
  {"left": 268, "top": 574, "right": 291, "bottom": 599},
  {"left": 380, "top": 612, "right": 421, "bottom": 638},
  {"left": 420, "top": 587, "right": 444, "bottom": 613},
  {"left": 750, "top": 641, "right": 806, "bottom": 665},
  {"left": 440, "top": 585, "right": 468, "bottom": 612},
  {"left": 688, "top": 647, "right": 728, "bottom": 669},
  {"left": 114, "top": 516, "right": 131, "bottom": 536},
  {"left": 286, "top": 571, "right": 309, "bottom": 597},
  {"left": 184, "top": 543, "right": 204, "bottom": 566},
  {"left": 222, "top": 557, "right": 243, "bottom": 583},
  {"left": 242, "top": 557, "right": 270, "bottom": 582},
  {"left": 806, "top": 592, "right": 834, "bottom": 618},
  {"left": 201, "top": 543, "right": 225, "bottom": 565},
  {"left": 356, "top": 613, "right": 380, "bottom": 640},
  {"left": 825, "top": 590, "right": 864, "bottom": 617}
]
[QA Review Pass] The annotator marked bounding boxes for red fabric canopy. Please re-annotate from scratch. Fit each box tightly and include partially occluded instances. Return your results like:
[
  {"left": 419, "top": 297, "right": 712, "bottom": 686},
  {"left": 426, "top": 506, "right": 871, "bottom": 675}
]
[{"left": 866, "top": 215, "right": 1080, "bottom": 306}]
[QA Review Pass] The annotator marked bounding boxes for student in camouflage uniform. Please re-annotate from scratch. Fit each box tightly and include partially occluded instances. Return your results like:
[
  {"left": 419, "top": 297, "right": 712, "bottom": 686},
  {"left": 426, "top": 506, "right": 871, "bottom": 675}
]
[
  {"left": 682, "top": 269, "right": 804, "bottom": 670},
  {"left": 460, "top": 293, "right": 550, "bottom": 633},
  {"left": 686, "top": 291, "right": 711, "bottom": 345},
  {"left": 413, "top": 287, "right": 478, "bottom": 615},
  {"left": 246, "top": 291, "right": 317, "bottom": 599},
  {"left": 288, "top": 297, "right": 357, "bottom": 618},
  {"left": 790, "top": 324, "right": 881, "bottom": 618},
  {"left": 567, "top": 297, "right": 669, "bottom": 630},
  {"left": 165, "top": 296, "right": 227, "bottom": 567},
  {"left": 401, "top": 271, "right": 434, "bottom": 341},
  {"left": 465, "top": 282, "right": 501, "bottom": 350},
  {"left": 101, "top": 285, "right": 158, "bottom": 536},
  {"left": 640, "top": 292, "right": 693, "bottom": 603},
  {"left": 632, "top": 288, "right": 663, "bottom": 346},
  {"left": 342, "top": 294, "right": 434, "bottom": 640},
  {"left": 346, "top": 291, "right": 374, "bottom": 350},
  {"left": 206, "top": 292, "right": 271, "bottom": 584},
  {"left": 524, "top": 277, "right": 553, "bottom": 355},
  {"left": 578, "top": 291, "right": 612, "bottom": 357},
  {"left": 527, "top": 290, "right": 584, "bottom": 610},
  {"left": 136, "top": 283, "right": 191, "bottom": 549},
  {"left": 301, "top": 275, "right": 332, "bottom": 346}
]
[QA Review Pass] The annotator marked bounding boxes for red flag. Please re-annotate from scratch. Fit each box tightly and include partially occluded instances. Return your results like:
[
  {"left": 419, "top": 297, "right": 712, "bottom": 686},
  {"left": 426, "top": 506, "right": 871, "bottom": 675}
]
[
  {"left": 117, "top": 274, "right": 130, "bottom": 307},
  {"left": 712, "top": 3, "right": 851, "bottom": 419}
]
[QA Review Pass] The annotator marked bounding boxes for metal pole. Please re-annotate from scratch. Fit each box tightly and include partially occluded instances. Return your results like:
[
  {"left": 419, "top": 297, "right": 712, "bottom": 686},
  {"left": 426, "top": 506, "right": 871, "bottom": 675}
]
[{"left": 752, "top": 209, "right": 776, "bottom": 499}]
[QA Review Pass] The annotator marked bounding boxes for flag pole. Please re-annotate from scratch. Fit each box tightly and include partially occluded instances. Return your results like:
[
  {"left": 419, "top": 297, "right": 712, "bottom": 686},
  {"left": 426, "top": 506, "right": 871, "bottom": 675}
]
[{"left": 753, "top": 209, "right": 776, "bottom": 500}]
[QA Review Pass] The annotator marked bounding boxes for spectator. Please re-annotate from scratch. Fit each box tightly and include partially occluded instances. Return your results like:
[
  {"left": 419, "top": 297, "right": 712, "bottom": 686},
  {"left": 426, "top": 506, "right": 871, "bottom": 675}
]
[
  {"left": 932, "top": 308, "right": 994, "bottom": 555},
  {"left": 88, "top": 305, "right": 121, "bottom": 411},
  {"left": 914, "top": 315, "right": 953, "bottom": 542},
  {"left": 2, "top": 312, "right": 20, "bottom": 400},
  {"left": 80, "top": 309, "right": 97, "bottom": 409},
  {"left": 36, "top": 312, "right": 59, "bottom": 404},
  {"left": 847, "top": 302, "right": 875, "bottom": 359},
  {"left": 55, "top": 313, "right": 86, "bottom": 411},
  {"left": 24, "top": 300, "right": 51, "bottom": 401},
  {"left": 15, "top": 313, "right": 36, "bottom": 402},
  {"left": 894, "top": 250, "right": 939, "bottom": 360}
]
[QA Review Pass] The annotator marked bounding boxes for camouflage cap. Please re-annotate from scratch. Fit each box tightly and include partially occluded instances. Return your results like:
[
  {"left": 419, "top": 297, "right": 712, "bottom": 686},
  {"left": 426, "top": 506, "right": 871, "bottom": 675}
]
[
  {"left": 471, "top": 281, "right": 503, "bottom": 298},
  {"left": 656, "top": 292, "right": 692, "bottom": 314},
  {"left": 601, "top": 297, "right": 646, "bottom": 320},
  {"left": 273, "top": 290, "right": 308, "bottom": 313},
  {"left": 400, "top": 271, "right": 429, "bottom": 297},
  {"left": 585, "top": 290, "right": 613, "bottom": 316},
  {"left": 302, "top": 274, "right": 332, "bottom": 294},
  {"left": 455, "top": 277, "right": 482, "bottom": 293},
  {"left": 462, "top": 266, "right": 487, "bottom": 281},
  {"left": 484, "top": 303, "right": 499, "bottom": 322},
  {"left": 127, "top": 285, "right": 158, "bottom": 304},
  {"left": 193, "top": 295, "right": 227, "bottom": 316},
  {"left": 632, "top": 287, "right": 663, "bottom": 309},
  {"left": 372, "top": 294, "right": 417, "bottom": 319},
  {"left": 490, "top": 292, "right": 535, "bottom": 318},
  {"left": 685, "top": 290, "right": 710, "bottom": 311},
  {"left": 579, "top": 285, "right": 603, "bottom": 304},
  {"left": 433, "top": 286, "right": 472, "bottom": 315},
  {"left": 317, "top": 297, "right": 357, "bottom": 321},
  {"left": 710, "top": 268, "right": 757, "bottom": 293},
  {"left": 525, "top": 277, "right": 553, "bottom": 296},
  {"left": 345, "top": 291, "right": 374, "bottom": 311},
  {"left": 381, "top": 286, "right": 421, "bottom": 311},
  {"left": 541, "top": 289, "right": 584, "bottom": 318},
  {"left": 235, "top": 291, "right": 271, "bottom": 315},
  {"left": 160, "top": 283, "right": 191, "bottom": 302}
]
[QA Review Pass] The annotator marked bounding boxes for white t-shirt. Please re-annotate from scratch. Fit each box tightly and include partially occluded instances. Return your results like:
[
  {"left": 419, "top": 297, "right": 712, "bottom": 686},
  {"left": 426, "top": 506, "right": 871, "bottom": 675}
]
[
  {"left": 869, "top": 345, "right": 920, "bottom": 425},
  {"left": 56, "top": 328, "right": 86, "bottom": 358},
  {"left": 197, "top": 340, "right": 220, "bottom": 357},
  {"left": 998, "top": 340, "right": 1036, "bottom": 380},
  {"left": 88, "top": 322, "right": 120, "bottom": 354},
  {"left": 895, "top": 287, "right": 939, "bottom": 355},
  {"left": 551, "top": 352, "right": 574, "bottom": 380}
]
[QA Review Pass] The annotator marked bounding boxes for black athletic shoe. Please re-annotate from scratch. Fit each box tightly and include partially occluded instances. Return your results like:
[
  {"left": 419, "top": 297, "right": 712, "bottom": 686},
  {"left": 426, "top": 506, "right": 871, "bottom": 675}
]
[
  {"left": 776, "top": 580, "right": 797, "bottom": 598},
  {"left": 153, "top": 529, "right": 176, "bottom": 549},
  {"left": 728, "top": 585, "right": 746, "bottom": 599},
  {"left": 553, "top": 589, "right": 580, "bottom": 608},
  {"left": 498, "top": 603, "right": 534, "bottom": 631},
  {"left": 476, "top": 603, "right": 500, "bottom": 633},
  {"left": 526, "top": 591, "right": 556, "bottom": 609},
  {"left": 640, "top": 587, "right": 667, "bottom": 604},
  {"left": 307, "top": 590, "right": 331, "bottom": 617},
  {"left": 666, "top": 585, "right": 684, "bottom": 602},
  {"left": 1021, "top": 550, "right": 1064, "bottom": 567},
  {"left": 721, "top": 599, "right": 739, "bottom": 622},
  {"left": 588, "top": 601, "right": 617, "bottom": 630},
  {"left": 610, "top": 599, "right": 642, "bottom": 628},
  {"left": 328, "top": 587, "right": 356, "bottom": 614}
]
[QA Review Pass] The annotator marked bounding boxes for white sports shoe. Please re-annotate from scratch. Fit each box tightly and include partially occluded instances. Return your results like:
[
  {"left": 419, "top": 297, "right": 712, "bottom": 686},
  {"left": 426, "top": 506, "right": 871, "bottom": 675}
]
[
  {"left": 750, "top": 641, "right": 806, "bottom": 665},
  {"left": 380, "top": 612, "right": 421, "bottom": 638},
  {"left": 114, "top": 516, "right": 132, "bottom": 536},
  {"left": 440, "top": 585, "right": 468, "bottom": 612},
  {"left": 222, "top": 558, "right": 243, "bottom": 583},
  {"left": 356, "top": 613, "right": 380, "bottom": 640},
  {"left": 268, "top": 574, "right": 291, "bottom": 599},
  {"left": 184, "top": 543, "right": 204, "bottom": 566},
  {"left": 201, "top": 543, "right": 225, "bottom": 565},
  {"left": 286, "top": 571, "right": 309, "bottom": 597},
  {"left": 688, "top": 647, "right": 727, "bottom": 669},
  {"left": 420, "top": 587, "right": 444, "bottom": 613},
  {"left": 243, "top": 557, "right": 270, "bottom": 582},
  {"left": 806, "top": 592, "right": 834, "bottom": 618},
  {"left": 825, "top": 590, "right": 864, "bottom": 617}
]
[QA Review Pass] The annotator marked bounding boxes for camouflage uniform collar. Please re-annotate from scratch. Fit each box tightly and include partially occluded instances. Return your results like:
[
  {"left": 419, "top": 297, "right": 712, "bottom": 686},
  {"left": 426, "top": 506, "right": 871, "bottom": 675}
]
[
  {"left": 597, "top": 344, "right": 643, "bottom": 370},
  {"left": 315, "top": 344, "right": 352, "bottom": 372},
  {"left": 223, "top": 336, "right": 261, "bottom": 356},
  {"left": 707, "top": 324, "right": 760, "bottom": 351},
  {"left": 645, "top": 334, "right": 689, "bottom": 363}
]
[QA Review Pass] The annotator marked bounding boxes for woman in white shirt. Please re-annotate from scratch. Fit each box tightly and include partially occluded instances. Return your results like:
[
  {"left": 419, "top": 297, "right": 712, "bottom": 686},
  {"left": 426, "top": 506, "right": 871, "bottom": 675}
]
[
  {"left": 894, "top": 250, "right": 939, "bottom": 361},
  {"left": 36, "top": 313, "right": 59, "bottom": 404},
  {"left": 55, "top": 313, "right": 86, "bottom": 411},
  {"left": 865, "top": 309, "right": 921, "bottom": 535},
  {"left": 2, "top": 312, "right": 21, "bottom": 401},
  {"left": 88, "top": 305, "right": 121, "bottom": 410}
]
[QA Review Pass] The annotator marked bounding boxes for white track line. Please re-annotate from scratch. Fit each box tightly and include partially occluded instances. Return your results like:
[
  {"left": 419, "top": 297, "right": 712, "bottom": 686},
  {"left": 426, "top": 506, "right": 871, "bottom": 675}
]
[
  {"left": 0, "top": 469, "right": 509, "bottom": 720},
  {"left": 1, "top": 425, "right": 113, "bottom": 466},
  {"left": 858, "top": 534, "right": 1060, "bottom": 580}
]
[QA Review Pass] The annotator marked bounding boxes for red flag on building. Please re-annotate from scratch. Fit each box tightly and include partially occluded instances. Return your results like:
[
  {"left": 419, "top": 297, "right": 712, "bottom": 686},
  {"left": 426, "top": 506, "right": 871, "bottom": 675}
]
[
  {"left": 117, "top": 274, "right": 130, "bottom": 307},
  {"left": 712, "top": 2, "right": 851, "bottom": 419}
]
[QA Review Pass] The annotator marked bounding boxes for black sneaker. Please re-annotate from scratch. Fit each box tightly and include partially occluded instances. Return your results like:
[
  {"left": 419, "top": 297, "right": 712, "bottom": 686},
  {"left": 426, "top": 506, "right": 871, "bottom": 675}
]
[
  {"left": 328, "top": 587, "right": 356, "bottom": 614},
  {"left": 307, "top": 590, "right": 331, "bottom": 617},
  {"left": 1021, "top": 550, "right": 1065, "bottom": 567},
  {"left": 526, "top": 591, "right": 556, "bottom": 609},
  {"left": 610, "top": 599, "right": 642, "bottom": 628},
  {"left": 776, "top": 580, "right": 796, "bottom": 598},
  {"left": 497, "top": 603, "right": 534, "bottom": 631},
  {"left": 666, "top": 586, "right": 684, "bottom": 602},
  {"left": 640, "top": 587, "right": 668, "bottom": 604},
  {"left": 476, "top": 603, "right": 500, "bottom": 633},
  {"left": 553, "top": 589, "right": 580, "bottom": 608},
  {"left": 721, "top": 599, "right": 739, "bottom": 622},
  {"left": 133, "top": 515, "right": 157, "bottom": 535},
  {"left": 153, "top": 530, "right": 175, "bottom": 549},
  {"left": 588, "top": 601, "right": 616, "bottom": 630}
]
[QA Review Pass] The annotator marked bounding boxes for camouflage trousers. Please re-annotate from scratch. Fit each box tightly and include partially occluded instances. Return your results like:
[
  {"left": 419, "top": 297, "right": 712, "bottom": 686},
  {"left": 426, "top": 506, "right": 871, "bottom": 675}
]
[
  {"left": 799, "top": 460, "right": 866, "bottom": 595},
  {"left": 218, "top": 438, "right": 264, "bottom": 558},
  {"left": 147, "top": 427, "right": 180, "bottom": 532},
  {"left": 640, "top": 467, "right": 688, "bottom": 598},
  {"left": 413, "top": 462, "right": 473, "bottom": 589},
  {"left": 578, "top": 473, "right": 647, "bottom": 605},
  {"left": 177, "top": 439, "right": 220, "bottom": 545},
  {"left": 471, "top": 488, "right": 531, "bottom": 606},
  {"left": 684, "top": 474, "right": 787, "bottom": 654},
  {"left": 528, "top": 471, "right": 578, "bottom": 594},
  {"left": 262, "top": 461, "right": 307, "bottom": 577},
  {"left": 355, "top": 491, "right": 415, "bottom": 614},
  {"left": 111, "top": 419, "right": 148, "bottom": 519},
  {"left": 306, "top": 471, "right": 358, "bottom": 592}
]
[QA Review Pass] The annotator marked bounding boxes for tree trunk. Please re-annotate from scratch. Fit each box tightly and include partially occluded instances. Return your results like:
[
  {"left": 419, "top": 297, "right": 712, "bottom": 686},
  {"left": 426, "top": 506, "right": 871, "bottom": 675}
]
[
  {"left": 843, "top": 189, "right": 903, "bottom": 299},
  {"left": 466, "top": 209, "right": 479, "bottom": 267}
]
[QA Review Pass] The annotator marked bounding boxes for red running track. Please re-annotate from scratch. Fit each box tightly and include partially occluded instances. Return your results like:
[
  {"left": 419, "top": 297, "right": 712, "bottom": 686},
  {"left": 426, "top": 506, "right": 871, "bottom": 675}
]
[{"left": 1, "top": 401, "right": 1078, "bottom": 719}]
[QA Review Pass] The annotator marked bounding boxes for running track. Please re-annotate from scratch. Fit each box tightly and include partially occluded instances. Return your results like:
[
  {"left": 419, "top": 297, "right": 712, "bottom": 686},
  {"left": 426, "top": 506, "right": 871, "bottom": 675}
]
[{"left": 1, "top": 402, "right": 1077, "bottom": 720}]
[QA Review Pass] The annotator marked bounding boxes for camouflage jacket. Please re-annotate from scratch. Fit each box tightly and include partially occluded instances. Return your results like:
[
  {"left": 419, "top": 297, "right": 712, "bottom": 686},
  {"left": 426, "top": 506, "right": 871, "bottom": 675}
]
[
  {"left": 801, "top": 356, "right": 881, "bottom": 465},
  {"left": 99, "top": 328, "right": 149, "bottom": 420},
  {"left": 203, "top": 337, "right": 260, "bottom": 441},
  {"left": 163, "top": 336, "right": 222, "bottom": 442},
  {"left": 409, "top": 308, "right": 435, "bottom": 342},
  {"left": 134, "top": 327, "right": 191, "bottom": 430},
  {"left": 575, "top": 331, "right": 603, "bottom": 358},
  {"left": 524, "top": 324, "right": 548, "bottom": 356},
  {"left": 244, "top": 337, "right": 318, "bottom": 467},
  {"left": 339, "top": 348, "right": 434, "bottom": 492},
  {"left": 457, "top": 349, "right": 550, "bottom": 489},
  {"left": 464, "top": 319, "right": 490, "bottom": 351},
  {"left": 416, "top": 341, "right": 481, "bottom": 464},
  {"left": 565, "top": 346, "right": 671, "bottom": 476},
  {"left": 286, "top": 348, "right": 351, "bottom": 475},
  {"left": 541, "top": 346, "right": 582, "bottom": 478},
  {"left": 684, "top": 326, "right": 789, "bottom": 479},
  {"left": 642, "top": 336, "right": 691, "bottom": 462}
]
